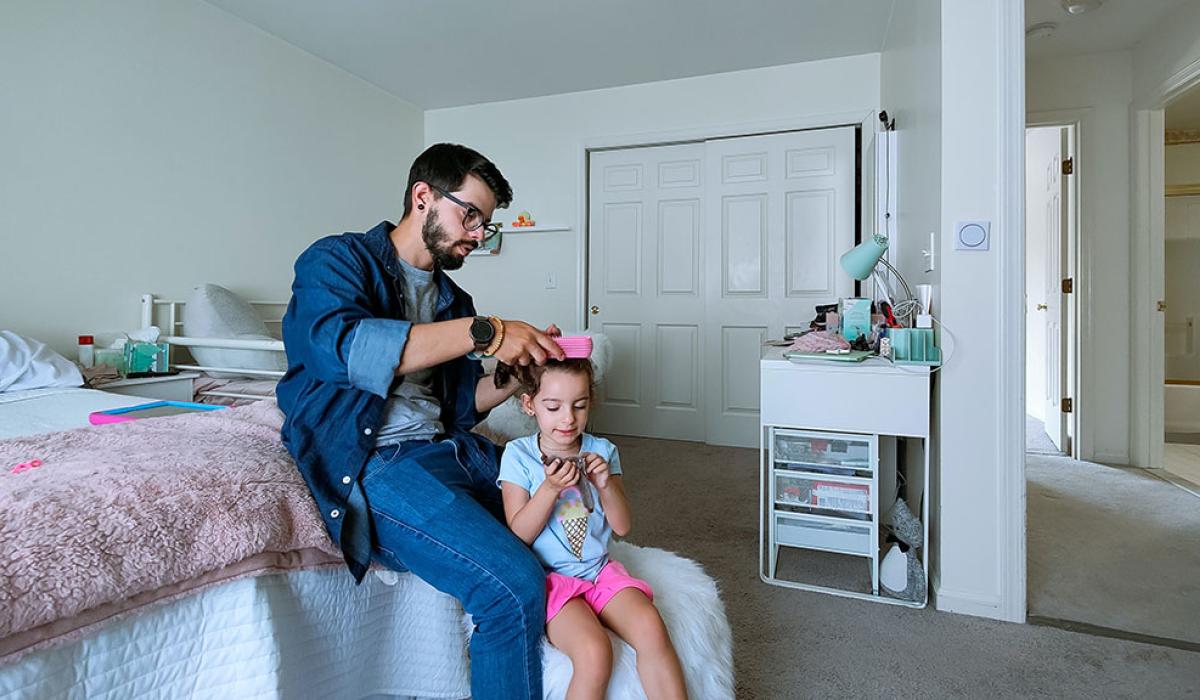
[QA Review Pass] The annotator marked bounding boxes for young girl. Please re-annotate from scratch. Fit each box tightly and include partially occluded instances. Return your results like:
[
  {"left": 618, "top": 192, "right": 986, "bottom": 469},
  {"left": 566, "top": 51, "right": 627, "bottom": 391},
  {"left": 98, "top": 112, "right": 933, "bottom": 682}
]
[{"left": 497, "top": 358, "right": 688, "bottom": 700}]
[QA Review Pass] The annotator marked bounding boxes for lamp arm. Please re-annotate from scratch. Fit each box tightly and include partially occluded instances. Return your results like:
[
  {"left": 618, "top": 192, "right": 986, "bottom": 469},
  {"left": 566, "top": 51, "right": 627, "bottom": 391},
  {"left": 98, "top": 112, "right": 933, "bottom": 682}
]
[{"left": 877, "top": 257, "right": 914, "bottom": 303}]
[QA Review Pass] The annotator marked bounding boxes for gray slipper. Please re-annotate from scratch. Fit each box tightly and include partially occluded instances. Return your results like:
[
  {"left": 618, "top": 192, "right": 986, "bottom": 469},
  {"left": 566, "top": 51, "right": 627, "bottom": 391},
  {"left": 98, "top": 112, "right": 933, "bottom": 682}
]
[{"left": 885, "top": 497, "right": 923, "bottom": 549}]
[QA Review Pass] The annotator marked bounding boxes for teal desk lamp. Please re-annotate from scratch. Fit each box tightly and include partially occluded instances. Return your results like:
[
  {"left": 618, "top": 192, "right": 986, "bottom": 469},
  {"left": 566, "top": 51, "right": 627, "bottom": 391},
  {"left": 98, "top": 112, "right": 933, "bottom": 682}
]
[{"left": 839, "top": 233, "right": 913, "bottom": 305}]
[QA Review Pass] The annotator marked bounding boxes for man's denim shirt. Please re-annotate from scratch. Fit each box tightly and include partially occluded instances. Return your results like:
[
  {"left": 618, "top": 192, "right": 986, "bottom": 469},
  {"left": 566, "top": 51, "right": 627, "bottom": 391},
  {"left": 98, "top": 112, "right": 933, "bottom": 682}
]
[{"left": 276, "top": 221, "right": 497, "bottom": 583}]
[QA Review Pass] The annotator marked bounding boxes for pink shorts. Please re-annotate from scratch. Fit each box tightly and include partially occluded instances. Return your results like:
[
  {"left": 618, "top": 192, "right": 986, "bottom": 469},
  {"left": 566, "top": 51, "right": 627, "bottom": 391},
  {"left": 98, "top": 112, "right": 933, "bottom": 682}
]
[{"left": 545, "top": 560, "right": 654, "bottom": 623}]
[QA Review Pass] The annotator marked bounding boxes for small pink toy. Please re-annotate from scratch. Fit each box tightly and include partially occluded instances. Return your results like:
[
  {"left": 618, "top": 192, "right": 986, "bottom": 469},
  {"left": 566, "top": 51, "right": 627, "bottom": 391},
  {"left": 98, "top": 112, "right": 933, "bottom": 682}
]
[
  {"left": 10, "top": 458, "right": 43, "bottom": 475},
  {"left": 552, "top": 335, "right": 592, "bottom": 359}
]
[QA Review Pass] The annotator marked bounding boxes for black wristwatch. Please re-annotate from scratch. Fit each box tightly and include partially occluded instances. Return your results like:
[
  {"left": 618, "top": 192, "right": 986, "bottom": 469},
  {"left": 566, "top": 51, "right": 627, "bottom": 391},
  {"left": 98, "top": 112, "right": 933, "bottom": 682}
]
[{"left": 469, "top": 316, "right": 495, "bottom": 352}]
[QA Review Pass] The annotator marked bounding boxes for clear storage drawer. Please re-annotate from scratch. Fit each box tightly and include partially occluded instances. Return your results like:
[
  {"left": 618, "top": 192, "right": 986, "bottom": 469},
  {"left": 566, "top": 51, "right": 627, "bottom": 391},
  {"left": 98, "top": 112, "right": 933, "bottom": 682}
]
[
  {"left": 773, "top": 430, "right": 874, "bottom": 477},
  {"left": 775, "top": 472, "right": 872, "bottom": 518},
  {"left": 775, "top": 514, "right": 872, "bottom": 556}
]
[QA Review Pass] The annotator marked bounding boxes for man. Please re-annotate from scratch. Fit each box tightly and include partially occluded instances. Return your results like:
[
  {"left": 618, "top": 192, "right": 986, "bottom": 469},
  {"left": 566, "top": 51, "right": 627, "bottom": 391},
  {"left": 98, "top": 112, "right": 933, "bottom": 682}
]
[{"left": 276, "top": 143, "right": 564, "bottom": 700}]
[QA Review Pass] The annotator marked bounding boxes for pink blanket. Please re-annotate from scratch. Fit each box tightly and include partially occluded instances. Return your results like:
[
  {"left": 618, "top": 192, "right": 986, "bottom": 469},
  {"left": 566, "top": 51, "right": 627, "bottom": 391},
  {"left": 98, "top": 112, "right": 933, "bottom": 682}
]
[{"left": 0, "top": 401, "right": 341, "bottom": 662}]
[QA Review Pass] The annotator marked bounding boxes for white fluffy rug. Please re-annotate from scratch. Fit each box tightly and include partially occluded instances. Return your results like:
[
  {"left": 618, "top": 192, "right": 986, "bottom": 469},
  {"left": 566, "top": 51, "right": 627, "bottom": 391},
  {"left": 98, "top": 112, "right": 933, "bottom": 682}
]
[{"left": 541, "top": 541, "right": 734, "bottom": 700}]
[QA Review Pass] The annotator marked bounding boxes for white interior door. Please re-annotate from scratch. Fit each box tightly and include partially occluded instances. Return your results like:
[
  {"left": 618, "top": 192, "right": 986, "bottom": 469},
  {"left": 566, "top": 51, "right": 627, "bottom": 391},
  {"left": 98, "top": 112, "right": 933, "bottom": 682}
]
[
  {"left": 703, "top": 127, "right": 856, "bottom": 447},
  {"left": 1042, "top": 129, "right": 1068, "bottom": 450},
  {"left": 587, "top": 127, "right": 856, "bottom": 446},
  {"left": 1024, "top": 128, "right": 1050, "bottom": 424},
  {"left": 587, "top": 144, "right": 707, "bottom": 441}
]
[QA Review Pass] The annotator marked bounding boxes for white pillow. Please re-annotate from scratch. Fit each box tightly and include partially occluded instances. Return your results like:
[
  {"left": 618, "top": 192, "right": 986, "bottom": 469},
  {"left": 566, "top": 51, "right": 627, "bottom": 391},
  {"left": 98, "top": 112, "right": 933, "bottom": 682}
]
[
  {"left": 0, "top": 331, "right": 84, "bottom": 392},
  {"left": 183, "top": 284, "right": 286, "bottom": 378}
]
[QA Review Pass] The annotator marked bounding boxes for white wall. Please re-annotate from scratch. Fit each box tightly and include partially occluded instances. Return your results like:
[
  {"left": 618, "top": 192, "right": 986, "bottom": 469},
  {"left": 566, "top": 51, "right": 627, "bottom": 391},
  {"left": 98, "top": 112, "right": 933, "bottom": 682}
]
[
  {"left": 0, "top": 0, "right": 424, "bottom": 356},
  {"left": 1166, "top": 142, "right": 1200, "bottom": 185},
  {"left": 879, "top": 0, "right": 941, "bottom": 290},
  {"left": 933, "top": 0, "right": 1025, "bottom": 621},
  {"left": 1026, "top": 51, "right": 1134, "bottom": 465},
  {"left": 425, "top": 55, "right": 881, "bottom": 330},
  {"left": 1133, "top": 1, "right": 1200, "bottom": 107},
  {"left": 879, "top": 0, "right": 946, "bottom": 603}
]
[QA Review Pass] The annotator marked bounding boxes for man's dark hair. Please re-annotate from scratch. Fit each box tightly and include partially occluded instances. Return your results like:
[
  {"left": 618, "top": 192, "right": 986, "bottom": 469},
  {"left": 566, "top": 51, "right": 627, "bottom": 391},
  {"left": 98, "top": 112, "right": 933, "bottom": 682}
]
[{"left": 402, "top": 143, "right": 513, "bottom": 220}]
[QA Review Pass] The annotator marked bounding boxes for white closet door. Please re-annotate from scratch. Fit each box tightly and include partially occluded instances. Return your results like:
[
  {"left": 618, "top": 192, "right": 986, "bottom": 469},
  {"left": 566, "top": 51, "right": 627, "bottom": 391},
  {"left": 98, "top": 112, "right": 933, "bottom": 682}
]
[
  {"left": 703, "top": 127, "right": 856, "bottom": 447},
  {"left": 588, "top": 143, "right": 707, "bottom": 441}
]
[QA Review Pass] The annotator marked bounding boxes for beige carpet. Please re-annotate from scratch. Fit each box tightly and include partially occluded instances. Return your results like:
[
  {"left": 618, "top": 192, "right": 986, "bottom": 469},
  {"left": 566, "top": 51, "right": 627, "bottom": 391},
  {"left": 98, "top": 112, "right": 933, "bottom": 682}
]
[
  {"left": 608, "top": 434, "right": 1200, "bottom": 697},
  {"left": 1026, "top": 452, "right": 1200, "bottom": 645}
]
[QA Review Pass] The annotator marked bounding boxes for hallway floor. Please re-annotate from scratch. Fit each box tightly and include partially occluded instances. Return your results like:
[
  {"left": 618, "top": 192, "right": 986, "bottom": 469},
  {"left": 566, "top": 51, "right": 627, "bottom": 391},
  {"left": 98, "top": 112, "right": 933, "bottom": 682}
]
[
  {"left": 1026, "top": 416, "right": 1200, "bottom": 646},
  {"left": 1165, "top": 439, "right": 1200, "bottom": 487}
]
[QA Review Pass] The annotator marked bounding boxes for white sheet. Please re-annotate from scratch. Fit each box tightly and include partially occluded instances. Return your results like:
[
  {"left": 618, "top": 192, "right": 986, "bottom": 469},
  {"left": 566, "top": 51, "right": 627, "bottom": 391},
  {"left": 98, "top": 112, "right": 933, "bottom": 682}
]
[
  {"left": 0, "top": 568, "right": 470, "bottom": 699},
  {"left": 0, "top": 387, "right": 148, "bottom": 439}
]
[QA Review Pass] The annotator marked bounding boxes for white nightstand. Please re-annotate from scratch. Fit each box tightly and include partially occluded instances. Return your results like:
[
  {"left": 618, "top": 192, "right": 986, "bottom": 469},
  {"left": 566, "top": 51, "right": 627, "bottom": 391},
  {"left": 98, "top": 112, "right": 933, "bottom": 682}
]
[
  {"left": 98, "top": 371, "right": 200, "bottom": 402},
  {"left": 759, "top": 347, "right": 931, "bottom": 607}
]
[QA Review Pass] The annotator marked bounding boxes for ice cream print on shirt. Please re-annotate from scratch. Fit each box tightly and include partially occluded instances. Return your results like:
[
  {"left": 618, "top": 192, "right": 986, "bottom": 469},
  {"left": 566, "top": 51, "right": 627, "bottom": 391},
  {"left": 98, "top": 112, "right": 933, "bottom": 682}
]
[
  {"left": 497, "top": 433, "right": 624, "bottom": 582},
  {"left": 556, "top": 484, "right": 593, "bottom": 559}
]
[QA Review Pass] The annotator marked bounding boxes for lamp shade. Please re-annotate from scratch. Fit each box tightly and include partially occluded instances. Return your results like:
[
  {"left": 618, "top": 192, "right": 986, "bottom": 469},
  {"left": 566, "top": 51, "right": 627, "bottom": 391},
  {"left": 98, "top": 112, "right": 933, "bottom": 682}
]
[{"left": 839, "top": 233, "right": 890, "bottom": 281}]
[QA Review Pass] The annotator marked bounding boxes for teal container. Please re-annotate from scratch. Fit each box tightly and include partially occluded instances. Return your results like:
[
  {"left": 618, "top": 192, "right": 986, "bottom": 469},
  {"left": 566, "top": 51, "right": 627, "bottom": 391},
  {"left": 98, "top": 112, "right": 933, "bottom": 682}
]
[{"left": 890, "top": 328, "right": 941, "bottom": 366}]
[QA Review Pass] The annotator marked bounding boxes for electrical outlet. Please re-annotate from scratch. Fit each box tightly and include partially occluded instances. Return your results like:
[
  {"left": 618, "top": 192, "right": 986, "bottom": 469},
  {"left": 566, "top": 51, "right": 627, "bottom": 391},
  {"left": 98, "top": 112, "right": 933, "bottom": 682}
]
[{"left": 545, "top": 272, "right": 558, "bottom": 289}]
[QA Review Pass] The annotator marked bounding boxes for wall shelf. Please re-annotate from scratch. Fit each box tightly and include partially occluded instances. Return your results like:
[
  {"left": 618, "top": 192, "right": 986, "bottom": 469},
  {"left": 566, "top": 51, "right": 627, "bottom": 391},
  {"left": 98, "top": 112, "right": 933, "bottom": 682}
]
[{"left": 501, "top": 225, "right": 571, "bottom": 233}]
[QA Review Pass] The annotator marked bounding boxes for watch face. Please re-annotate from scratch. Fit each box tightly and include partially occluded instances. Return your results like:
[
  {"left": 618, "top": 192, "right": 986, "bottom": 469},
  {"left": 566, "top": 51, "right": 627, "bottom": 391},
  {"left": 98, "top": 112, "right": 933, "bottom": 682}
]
[{"left": 471, "top": 317, "right": 494, "bottom": 345}]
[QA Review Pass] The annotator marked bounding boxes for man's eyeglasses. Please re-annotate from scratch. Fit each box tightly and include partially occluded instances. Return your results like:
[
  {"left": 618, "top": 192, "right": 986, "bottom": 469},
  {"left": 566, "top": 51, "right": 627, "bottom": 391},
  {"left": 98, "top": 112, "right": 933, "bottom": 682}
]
[{"left": 428, "top": 184, "right": 501, "bottom": 241}]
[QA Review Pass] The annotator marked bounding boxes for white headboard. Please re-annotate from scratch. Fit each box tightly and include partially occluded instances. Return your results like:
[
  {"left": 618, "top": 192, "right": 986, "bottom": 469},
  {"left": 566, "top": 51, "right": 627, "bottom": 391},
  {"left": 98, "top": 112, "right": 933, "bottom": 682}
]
[{"left": 139, "top": 293, "right": 287, "bottom": 379}]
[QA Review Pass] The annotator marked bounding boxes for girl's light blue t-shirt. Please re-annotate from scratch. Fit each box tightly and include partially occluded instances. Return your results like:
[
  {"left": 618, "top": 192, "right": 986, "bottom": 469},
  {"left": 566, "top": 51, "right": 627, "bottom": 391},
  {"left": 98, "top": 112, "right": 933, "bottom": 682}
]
[{"left": 498, "top": 433, "right": 623, "bottom": 581}]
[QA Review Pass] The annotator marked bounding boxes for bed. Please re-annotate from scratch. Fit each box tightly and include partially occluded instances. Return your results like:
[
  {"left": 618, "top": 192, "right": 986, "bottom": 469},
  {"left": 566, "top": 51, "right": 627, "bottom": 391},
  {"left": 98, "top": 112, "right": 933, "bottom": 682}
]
[
  {"left": 0, "top": 304, "right": 476, "bottom": 700},
  {"left": 1, "top": 292, "right": 733, "bottom": 700}
]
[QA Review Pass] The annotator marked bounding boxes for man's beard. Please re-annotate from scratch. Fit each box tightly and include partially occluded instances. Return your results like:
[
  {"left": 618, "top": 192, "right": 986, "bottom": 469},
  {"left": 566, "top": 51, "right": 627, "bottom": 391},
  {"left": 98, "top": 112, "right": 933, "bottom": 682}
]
[{"left": 422, "top": 209, "right": 475, "bottom": 270}]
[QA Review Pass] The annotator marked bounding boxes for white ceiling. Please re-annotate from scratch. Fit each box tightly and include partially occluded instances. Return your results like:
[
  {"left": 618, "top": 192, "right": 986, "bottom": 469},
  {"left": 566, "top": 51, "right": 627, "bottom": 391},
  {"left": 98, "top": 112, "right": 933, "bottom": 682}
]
[
  {"left": 1167, "top": 85, "right": 1200, "bottom": 130},
  {"left": 1024, "top": 0, "right": 1191, "bottom": 61},
  {"left": 203, "top": 0, "right": 897, "bottom": 109}
]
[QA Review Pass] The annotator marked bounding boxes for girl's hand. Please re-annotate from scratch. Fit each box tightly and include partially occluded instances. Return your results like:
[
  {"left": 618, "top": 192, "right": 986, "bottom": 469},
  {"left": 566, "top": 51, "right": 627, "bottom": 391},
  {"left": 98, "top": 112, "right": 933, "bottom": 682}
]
[
  {"left": 581, "top": 452, "right": 611, "bottom": 490},
  {"left": 543, "top": 457, "right": 580, "bottom": 492}
]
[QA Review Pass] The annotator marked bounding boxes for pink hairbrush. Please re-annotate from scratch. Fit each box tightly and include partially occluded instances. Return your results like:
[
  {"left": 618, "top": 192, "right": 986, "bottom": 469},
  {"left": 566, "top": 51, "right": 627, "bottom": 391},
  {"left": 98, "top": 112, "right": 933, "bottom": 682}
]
[{"left": 552, "top": 335, "right": 592, "bottom": 359}]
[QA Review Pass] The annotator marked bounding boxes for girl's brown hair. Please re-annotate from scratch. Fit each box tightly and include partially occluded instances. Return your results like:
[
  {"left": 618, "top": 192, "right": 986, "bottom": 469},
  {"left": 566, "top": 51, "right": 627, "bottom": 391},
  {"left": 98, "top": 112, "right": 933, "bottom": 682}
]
[{"left": 496, "top": 358, "right": 595, "bottom": 398}]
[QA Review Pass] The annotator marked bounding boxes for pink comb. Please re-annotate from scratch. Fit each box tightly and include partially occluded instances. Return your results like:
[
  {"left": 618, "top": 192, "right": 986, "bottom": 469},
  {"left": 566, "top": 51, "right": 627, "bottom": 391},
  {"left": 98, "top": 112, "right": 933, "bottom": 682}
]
[{"left": 553, "top": 335, "right": 592, "bottom": 359}]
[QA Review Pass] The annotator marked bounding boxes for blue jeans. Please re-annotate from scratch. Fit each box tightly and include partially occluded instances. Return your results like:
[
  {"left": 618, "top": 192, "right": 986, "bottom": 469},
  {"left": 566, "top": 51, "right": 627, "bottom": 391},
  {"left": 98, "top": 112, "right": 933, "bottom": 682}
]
[{"left": 361, "top": 439, "right": 545, "bottom": 700}]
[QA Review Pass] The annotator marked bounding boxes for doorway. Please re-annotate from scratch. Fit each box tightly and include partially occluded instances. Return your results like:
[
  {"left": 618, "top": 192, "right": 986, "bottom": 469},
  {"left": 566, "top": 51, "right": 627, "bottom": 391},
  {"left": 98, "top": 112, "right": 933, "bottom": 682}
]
[
  {"left": 1163, "top": 85, "right": 1200, "bottom": 490},
  {"left": 1024, "top": 111, "right": 1200, "bottom": 649}
]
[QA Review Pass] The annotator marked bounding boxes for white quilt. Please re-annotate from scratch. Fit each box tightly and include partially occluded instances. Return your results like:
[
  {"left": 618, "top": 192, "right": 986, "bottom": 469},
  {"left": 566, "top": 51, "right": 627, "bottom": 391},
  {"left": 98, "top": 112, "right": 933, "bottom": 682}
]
[{"left": 0, "top": 568, "right": 471, "bottom": 700}]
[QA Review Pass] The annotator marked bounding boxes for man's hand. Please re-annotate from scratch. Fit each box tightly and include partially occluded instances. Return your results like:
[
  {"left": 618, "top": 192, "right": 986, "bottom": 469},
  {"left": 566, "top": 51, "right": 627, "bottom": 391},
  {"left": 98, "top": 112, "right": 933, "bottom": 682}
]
[
  {"left": 581, "top": 452, "right": 612, "bottom": 490},
  {"left": 495, "top": 320, "right": 565, "bottom": 366},
  {"left": 542, "top": 457, "right": 581, "bottom": 493}
]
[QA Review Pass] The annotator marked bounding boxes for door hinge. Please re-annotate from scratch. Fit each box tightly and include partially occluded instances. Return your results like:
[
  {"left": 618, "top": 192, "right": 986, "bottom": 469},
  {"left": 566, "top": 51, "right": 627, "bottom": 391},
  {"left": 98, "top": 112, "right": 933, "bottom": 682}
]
[
  {"left": 1061, "top": 157, "right": 1074, "bottom": 175},
  {"left": 1061, "top": 397, "right": 1073, "bottom": 413},
  {"left": 1158, "top": 300, "right": 1167, "bottom": 312},
  {"left": 1061, "top": 278, "right": 1073, "bottom": 294}
]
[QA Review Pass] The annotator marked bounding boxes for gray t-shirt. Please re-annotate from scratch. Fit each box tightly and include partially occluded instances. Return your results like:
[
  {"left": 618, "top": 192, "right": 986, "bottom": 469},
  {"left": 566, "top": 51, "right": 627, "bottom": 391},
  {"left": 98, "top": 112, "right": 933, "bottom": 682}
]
[{"left": 374, "top": 257, "right": 445, "bottom": 446}]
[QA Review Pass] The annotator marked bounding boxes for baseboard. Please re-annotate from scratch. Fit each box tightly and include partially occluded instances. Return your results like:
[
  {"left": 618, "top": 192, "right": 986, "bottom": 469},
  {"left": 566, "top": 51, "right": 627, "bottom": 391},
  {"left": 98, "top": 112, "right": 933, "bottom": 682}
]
[
  {"left": 1028, "top": 615, "right": 1200, "bottom": 653},
  {"left": 933, "top": 583, "right": 1014, "bottom": 621},
  {"left": 1093, "top": 451, "right": 1131, "bottom": 467}
]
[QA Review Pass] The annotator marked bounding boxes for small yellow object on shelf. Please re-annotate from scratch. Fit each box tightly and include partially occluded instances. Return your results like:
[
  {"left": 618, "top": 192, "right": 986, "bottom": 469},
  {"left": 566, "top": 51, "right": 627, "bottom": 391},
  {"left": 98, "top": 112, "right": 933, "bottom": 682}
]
[{"left": 511, "top": 210, "right": 536, "bottom": 227}]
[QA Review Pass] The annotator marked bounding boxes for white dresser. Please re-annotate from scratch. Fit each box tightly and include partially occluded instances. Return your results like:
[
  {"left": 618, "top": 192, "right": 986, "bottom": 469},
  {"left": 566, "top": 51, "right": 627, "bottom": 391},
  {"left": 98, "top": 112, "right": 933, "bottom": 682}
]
[{"left": 759, "top": 347, "right": 931, "bottom": 607}]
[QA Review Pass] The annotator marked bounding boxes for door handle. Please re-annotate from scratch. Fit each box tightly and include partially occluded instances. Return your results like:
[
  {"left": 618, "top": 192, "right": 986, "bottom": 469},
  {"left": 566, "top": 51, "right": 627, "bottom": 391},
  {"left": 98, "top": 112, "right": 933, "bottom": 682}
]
[
  {"left": 591, "top": 305, "right": 600, "bottom": 315},
  {"left": 1036, "top": 304, "right": 1048, "bottom": 311}
]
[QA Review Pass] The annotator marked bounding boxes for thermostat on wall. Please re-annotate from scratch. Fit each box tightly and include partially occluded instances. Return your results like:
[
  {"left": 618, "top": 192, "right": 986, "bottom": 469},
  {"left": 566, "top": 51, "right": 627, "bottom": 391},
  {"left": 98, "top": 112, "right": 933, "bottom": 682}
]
[{"left": 954, "top": 220, "right": 990, "bottom": 251}]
